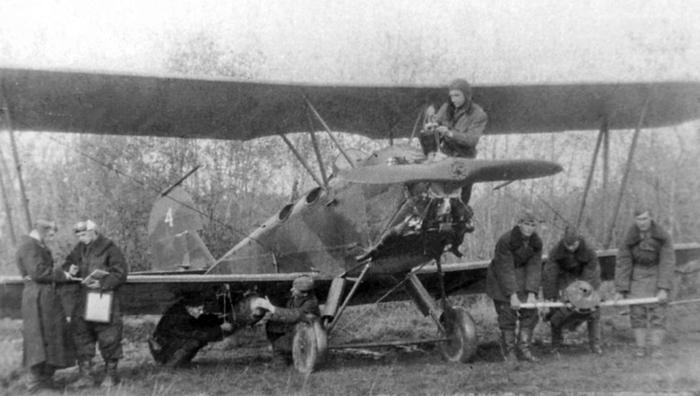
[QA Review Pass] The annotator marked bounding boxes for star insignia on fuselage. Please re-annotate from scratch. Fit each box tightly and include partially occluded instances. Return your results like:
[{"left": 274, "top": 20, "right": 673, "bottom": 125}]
[{"left": 450, "top": 161, "right": 469, "bottom": 180}]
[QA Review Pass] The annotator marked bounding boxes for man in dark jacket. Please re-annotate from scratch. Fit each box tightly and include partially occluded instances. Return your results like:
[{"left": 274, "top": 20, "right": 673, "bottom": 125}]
[
  {"left": 420, "top": 79, "right": 488, "bottom": 257},
  {"left": 259, "top": 275, "right": 321, "bottom": 369},
  {"left": 615, "top": 207, "right": 675, "bottom": 358},
  {"left": 149, "top": 292, "right": 233, "bottom": 367},
  {"left": 421, "top": 79, "right": 488, "bottom": 160},
  {"left": 486, "top": 210, "right": 543, "bottom": 362},
  {"left": 16, "top": 220, "right": 75, "bottom": 392},
  {"left": 543, "top": 227, "right": 602, "bottom": 354},
  {"left": 63, "top": 220, "right": 128, "bottom": 389}
]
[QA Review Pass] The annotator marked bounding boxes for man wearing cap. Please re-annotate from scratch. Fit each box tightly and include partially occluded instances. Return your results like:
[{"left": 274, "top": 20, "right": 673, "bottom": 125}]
[
  {"left": 486, "top": 210, "right": 543, "bottom": 362},
  {"left": 63, "top": 220, "right": 128, "bottom": 388},
  {"left": 258, "top": 275, "right": 320, "bottom": 369},
  {"left": 432, "top": 78, "right": 488, "bottom": 159},
  {"left": 149, "top": 292, "right": 233, "bottom": 367},
  {"left": 16, "top": 220, "right": 75, "bottom": 392},
  {"left": 420, "top": 79, "right": 488, "bottom": 257},
  {"left": 615, "top": 207, "right": 674, "bottom": 358},
  {"left": 543, "top": 227, "right": 602, "bottom": 354}
]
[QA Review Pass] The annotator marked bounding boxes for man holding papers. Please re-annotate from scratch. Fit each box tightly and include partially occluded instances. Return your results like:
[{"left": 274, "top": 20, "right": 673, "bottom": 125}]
[{"left": 63, "top": 220, "right": 128, "bottom": 389}]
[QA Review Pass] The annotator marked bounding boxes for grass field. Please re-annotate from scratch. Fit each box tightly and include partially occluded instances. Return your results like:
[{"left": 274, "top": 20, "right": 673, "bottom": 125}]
[{"left": 2, "top": 286, "right": 700, "bottom": 395}]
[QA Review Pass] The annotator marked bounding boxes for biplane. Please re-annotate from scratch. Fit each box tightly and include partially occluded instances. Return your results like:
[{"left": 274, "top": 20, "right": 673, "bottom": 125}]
[{"left": 1, "top": 66, "right": 700, "bottom": 373}]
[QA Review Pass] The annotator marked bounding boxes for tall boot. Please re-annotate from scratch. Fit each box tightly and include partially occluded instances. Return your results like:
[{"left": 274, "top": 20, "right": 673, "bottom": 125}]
[
  {"left": 69, "top": 359, "right": 94, "bottom": 389},
  {"left": 648, "top": 329, "right": 665, "bottom": 358},
  {"left": 500, "top": 330, "right": 518, "bottom": 362},
  {"left": 23, "top": 364, "right": 43, "bottom": 393},
  {"left": 633, "top": 328, "right": 646, "bottom": 357},
  {"left": 518, "top": 328, "right": 539, "bottom": 362},
  {"left": 587, "top": 316, "right": 603, "bottom": 355},
  {"left": 101, "top": 360, "right": 120, "bottom": 388},
  {"left": 39, "top": 364, "right": 59, "bottom": 390},
  {"left": 550, "top": 324, "right": 563, "bottom": 350}
]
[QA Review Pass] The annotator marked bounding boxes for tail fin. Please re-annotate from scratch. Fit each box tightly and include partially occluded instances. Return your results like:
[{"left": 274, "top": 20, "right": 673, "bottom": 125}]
[{"left": 147, "top": 187, "right": 215, "bottom": 271}]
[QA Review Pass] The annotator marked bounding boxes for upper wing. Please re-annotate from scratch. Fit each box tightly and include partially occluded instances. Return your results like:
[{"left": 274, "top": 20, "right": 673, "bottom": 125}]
[
  {"left": 337, "top": 158, "right": 563, "bottom": 185},
  {"left": 2, "top": 67, "right": 699, "bottom": 140}
]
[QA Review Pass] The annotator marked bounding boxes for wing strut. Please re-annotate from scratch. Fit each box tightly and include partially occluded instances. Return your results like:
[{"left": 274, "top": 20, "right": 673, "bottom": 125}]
[
  {"left": 303, "top": 96, "right": 355, "bottom": 168},
  {"left": 326, "top": 261, "right": 372, "bottom": 333},
  {"left": 160, "top": 165, "right": 201, "bottom": 197},
  {"left": 278, "top": 133, "right": 325, "bottom": 188},
  {"left": 575, "top": 117, "right": 606, "bottom": 229},
  {"left": 305, "top": 108, "right": 329, "bottom": 188},
  {"left": 0, "top": 146, "right": 16, "bottom": 245},
  {"left": 0, "top": 85, "right": 32, "bottom": 231},
  {"left": 604, "top": 91, "right": 652, "bottom": 247}
]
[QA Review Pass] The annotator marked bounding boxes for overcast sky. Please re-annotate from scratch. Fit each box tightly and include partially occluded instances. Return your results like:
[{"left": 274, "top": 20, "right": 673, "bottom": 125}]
[{"left": 2, "top": 0, "right": 699, "bottom": 84}]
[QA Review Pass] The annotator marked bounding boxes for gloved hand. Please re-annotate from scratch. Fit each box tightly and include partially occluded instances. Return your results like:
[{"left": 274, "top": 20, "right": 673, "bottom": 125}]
[
  {"left": 526, "top": 293, "right": 537, "bottom": 305},
  {"left": 613, "top": 292, "right": 625, "bottom": 303},
  {"left": 436, "top": 126, "right": 451, "bottom": 137},
  {"left": 656, "top": 289, "right": 668, "bottom": 302},
  {"left": 510, "top": 293, "right": 521, "bottom": 310},
  {"left": 250, "top": 296, "right": 276, "bottom": 313},
  {"left": 85, "top": 279, "right": 101, "bottom": 289}
]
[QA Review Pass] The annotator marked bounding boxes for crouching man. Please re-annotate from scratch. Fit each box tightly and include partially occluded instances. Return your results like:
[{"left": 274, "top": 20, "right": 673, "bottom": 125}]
[
  {"left": 258, "top": 275, "right": 321, "bottom": 369},
  {"left": 543, "top": 228, "right": 603, "bottom": 354},
  {"left": 149, "top": 292, "right": 233, "bottom": 367}
]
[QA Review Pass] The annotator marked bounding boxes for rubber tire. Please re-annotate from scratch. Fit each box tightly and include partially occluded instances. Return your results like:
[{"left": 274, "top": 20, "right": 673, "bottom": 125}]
[
  {"left": 292, "top": 320, "right": 327, "bottom": 374},
  {"left": 438, "top": 306, "right": 478, "bottom": 363}
]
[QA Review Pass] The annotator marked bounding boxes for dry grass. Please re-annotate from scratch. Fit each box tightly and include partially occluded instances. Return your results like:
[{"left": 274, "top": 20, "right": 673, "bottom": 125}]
[{"left": 2, "top": 289, "right": 700, "bottom": 395}]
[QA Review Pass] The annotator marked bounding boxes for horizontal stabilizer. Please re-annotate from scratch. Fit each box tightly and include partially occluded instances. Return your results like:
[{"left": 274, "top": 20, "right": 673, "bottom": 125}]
[{"left": 337, "top": 158, "right": 562, "bottom": 185}]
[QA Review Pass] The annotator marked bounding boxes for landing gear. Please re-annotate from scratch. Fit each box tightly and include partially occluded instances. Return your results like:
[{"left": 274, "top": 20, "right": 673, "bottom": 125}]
[
  {"left": 292, "top": 319, "right": 328, "bottom": 374},
  {"left": 404, "top": 272, "right": 478, "bottom": 363},
  {"left": 438, "top": 306, "right": 478, "bottom": 362}
]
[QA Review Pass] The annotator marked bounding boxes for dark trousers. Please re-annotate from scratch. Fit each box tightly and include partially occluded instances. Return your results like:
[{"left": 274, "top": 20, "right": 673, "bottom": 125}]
[
  {"left": 267, "top": 330, "right": 294, "bottom": 356},
  {"left": 548, "top": 307, "right": 600, "bottom": 330},
  {"left": 150, "top": 338, "right": 206, "bottom": 367},
  {"left": 493, "top": 300, "right": 538, "bottom": 331},
  {"left": 630, "top": 303, "right": 667, "bottom": 329},
  {"left": 72, "top": 316, "right": 123, "bottom": 361}
]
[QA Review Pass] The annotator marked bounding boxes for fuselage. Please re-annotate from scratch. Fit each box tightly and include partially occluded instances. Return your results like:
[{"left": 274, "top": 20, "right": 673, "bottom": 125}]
[{"left": 206, "top": 145, "right": 434, "bottom": 277}]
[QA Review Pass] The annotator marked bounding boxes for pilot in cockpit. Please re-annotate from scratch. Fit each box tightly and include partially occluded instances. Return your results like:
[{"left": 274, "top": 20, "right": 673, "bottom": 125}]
[{"left": 419, "top": 79, "right": 488, "bottom": 256}]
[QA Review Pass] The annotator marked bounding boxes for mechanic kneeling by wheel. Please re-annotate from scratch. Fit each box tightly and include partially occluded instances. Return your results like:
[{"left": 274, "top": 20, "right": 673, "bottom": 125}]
[{"left": 257, "top": 275, "right": 321, "bottom": 369}]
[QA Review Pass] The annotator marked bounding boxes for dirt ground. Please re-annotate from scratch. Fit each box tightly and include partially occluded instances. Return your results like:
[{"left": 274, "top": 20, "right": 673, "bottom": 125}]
[{"left": 2, "top": 293, "right": 700, "bottom": 395}]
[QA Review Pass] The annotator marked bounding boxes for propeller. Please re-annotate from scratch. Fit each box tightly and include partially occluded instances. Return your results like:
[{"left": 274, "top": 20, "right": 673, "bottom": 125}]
[{"left": 338, "top": 158, "right": 563, "bottom": 185}]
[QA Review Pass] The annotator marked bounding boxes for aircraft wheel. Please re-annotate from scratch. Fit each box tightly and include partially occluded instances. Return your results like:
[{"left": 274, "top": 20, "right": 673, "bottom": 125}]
[
  {"left": 438, "top": 306, "right": 478, "bottom": 363},
  {"left": 313, "top": 319, "right": 328, "bottom": 361},
  {"left": 292, "top": 319, "right": 327, "bottom": 374}
]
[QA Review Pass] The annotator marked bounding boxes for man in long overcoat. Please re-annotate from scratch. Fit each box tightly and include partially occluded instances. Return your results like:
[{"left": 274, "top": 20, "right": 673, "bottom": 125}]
[
  {"left": 486, "top": 210, "right": 543, "bottom": 362},
  {"left": 16, "top": 220, "right": 75, "bottom": 391},
  {"left": 63, "top": 220, "right": 128, "bottom": 388},
  {"left": 615, "top": 208, "right": 674, "bottom": 358}
]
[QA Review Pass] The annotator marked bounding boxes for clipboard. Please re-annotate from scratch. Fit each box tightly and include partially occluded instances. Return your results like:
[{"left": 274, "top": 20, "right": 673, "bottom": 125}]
[
  {"left": 84, "top": 290, "right": 113, "bottom": 323},
  {"left": 82, "top": 269, "right": 110, "bottom": 285}
]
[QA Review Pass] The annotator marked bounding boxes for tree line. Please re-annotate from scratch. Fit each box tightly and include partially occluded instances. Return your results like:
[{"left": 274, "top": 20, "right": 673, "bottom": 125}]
[{"left": 1, "top": 31, "right": 698, "bottom": 274}]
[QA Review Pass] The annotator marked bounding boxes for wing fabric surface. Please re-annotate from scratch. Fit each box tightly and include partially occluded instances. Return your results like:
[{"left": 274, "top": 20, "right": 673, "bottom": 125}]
[
  {"left": 2, "top": 67, "right": 699, "bottom": 140},
  {"left": 337, "top": 159, "right": 563, "bottom": 185}
]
